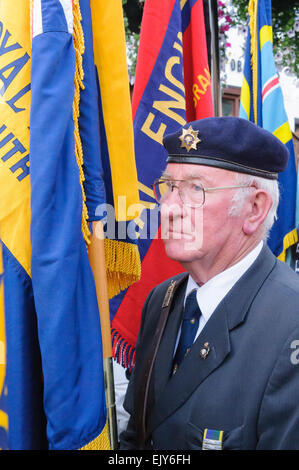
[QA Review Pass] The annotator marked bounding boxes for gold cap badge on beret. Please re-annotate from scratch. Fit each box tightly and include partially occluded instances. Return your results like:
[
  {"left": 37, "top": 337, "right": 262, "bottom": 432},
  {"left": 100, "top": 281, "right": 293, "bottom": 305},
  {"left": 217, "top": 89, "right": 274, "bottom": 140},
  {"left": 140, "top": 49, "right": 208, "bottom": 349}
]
[{"left": 179, "top": 125, "right": 201, "bottom": 152}]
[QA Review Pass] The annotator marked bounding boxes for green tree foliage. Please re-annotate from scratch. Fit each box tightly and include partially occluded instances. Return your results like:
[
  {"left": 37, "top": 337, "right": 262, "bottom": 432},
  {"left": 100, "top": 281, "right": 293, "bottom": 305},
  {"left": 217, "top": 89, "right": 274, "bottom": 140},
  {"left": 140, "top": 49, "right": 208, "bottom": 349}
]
[
  {"left": 122, "top": 0, "right": 143, "bottom": 82},
  {"left": 231, "top": 0, "right": 298, "bottom": 77}
]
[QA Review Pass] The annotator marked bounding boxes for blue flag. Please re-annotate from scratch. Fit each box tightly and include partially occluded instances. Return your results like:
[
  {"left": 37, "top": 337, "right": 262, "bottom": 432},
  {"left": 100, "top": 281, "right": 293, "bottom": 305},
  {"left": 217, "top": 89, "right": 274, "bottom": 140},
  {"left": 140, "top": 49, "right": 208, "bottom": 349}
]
[
  {"left": 0, "top": 0, "right": 48, "bottom": 449},
  {"left": 0, "top": 0, "right": 111, "bottom": 450},
  {"left": 239, "top": 0, "right": 297, "bottom": 260},
  {"left": 29, "top": 0, "right": 109, "bottom": 450}
]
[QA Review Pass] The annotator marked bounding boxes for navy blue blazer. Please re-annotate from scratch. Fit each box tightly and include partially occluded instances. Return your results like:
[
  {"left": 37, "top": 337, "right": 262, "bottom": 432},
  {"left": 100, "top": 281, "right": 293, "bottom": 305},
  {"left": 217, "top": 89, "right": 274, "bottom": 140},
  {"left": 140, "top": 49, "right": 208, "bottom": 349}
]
[{"left": 120, "top": 245, "right": 299, "bottom": 450}]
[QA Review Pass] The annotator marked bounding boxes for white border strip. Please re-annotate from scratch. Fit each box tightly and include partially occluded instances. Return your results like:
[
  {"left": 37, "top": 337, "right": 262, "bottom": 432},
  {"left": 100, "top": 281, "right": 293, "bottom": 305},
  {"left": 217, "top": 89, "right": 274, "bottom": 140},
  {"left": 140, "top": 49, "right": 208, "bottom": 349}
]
[
  {"left": 32, "top": 0, "right": 43, "bottom": 38},
  {"left": 263, "top": 74, "right": 279, "bottom": 91},
  {"left": 262, "top": 74, "right": 280, "bottom": 102},
  {"left": 59, "top": 0, "right": 73, "bottom": 34},
  {"left": 32, "top": 0, "right": 73, "bottom": 38},
  {"left": 263, "top": 83, "right": 280, "bottom": 102}
]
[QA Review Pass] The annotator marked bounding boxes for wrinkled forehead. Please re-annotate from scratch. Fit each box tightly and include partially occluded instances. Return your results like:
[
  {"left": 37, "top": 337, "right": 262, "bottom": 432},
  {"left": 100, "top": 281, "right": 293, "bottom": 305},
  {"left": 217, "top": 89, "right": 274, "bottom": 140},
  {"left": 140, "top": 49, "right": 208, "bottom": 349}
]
[{"left": 162, "top": 163, "right": 239, "bottom": 185}]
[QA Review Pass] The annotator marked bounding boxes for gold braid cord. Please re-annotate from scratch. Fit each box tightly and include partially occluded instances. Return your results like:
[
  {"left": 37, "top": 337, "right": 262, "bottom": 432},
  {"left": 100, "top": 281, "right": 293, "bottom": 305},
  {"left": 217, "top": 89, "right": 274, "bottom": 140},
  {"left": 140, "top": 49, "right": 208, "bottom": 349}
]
[
  {"left": 73, "top": 0, "right": 91, "bottom": 245},
  {"left": 248, "top": 0, "right": 258, "bottom": 124}
]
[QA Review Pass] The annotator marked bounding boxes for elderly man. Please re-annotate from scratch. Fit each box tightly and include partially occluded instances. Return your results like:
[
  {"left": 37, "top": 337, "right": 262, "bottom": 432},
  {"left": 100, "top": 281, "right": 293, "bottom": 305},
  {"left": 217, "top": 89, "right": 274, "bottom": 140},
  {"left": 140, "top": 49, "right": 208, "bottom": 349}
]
[{"left": 119, "top": 117, "right": 299, "bottom": 450}]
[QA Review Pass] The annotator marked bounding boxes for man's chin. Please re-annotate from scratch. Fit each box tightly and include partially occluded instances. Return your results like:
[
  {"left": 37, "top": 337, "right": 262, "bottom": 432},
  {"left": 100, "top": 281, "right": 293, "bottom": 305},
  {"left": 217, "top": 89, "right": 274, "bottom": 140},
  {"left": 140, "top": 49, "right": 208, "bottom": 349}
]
[{"left": 163, "top": 238, "right": 202, "bottom": 263}]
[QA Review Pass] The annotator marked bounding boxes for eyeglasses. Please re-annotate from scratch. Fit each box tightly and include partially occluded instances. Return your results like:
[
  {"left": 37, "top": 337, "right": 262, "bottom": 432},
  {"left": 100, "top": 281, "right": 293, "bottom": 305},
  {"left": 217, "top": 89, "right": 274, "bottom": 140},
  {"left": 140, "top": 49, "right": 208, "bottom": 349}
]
[{"left": 152, "top": 178, "right": 252, "bottom": 208}]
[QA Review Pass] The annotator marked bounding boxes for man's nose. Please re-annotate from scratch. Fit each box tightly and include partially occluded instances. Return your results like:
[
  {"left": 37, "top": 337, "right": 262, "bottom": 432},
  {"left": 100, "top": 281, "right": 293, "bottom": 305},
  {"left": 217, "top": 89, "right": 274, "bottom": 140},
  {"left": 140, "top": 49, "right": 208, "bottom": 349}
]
[{"left": 161, "top": 190, "right": 184, "bottom": 222}]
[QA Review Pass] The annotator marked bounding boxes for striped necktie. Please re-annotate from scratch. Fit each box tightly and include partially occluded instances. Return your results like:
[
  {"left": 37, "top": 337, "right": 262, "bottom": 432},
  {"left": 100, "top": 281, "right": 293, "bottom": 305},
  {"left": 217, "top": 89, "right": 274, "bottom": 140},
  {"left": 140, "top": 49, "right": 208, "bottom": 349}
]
[{"left": 173, "top": 289, "right": 201, "bottom": 373}]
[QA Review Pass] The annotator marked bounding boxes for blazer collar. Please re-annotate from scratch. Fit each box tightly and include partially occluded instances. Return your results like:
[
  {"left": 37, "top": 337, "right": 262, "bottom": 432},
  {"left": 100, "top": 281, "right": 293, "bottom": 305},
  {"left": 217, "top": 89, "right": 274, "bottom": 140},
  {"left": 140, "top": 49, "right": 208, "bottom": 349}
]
[{"left": 223, "top": 243, "right": 276, "bottom": 330}]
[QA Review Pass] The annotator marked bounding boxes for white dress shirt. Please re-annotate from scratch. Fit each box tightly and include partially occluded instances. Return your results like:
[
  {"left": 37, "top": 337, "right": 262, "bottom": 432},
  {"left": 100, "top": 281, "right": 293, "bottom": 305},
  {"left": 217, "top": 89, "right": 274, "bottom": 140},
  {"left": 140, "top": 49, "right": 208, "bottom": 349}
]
[{"left": 180, "top": 241, "right": 263, "bottom": 344}]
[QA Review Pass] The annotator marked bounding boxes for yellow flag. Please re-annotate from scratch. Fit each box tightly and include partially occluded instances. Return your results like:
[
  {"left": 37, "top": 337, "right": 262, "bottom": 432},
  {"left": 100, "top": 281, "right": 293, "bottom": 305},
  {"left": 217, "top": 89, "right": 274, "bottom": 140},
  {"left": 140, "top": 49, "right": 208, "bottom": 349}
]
[{"left": 0, "top": 0, "right": 31, "bottom": 275}]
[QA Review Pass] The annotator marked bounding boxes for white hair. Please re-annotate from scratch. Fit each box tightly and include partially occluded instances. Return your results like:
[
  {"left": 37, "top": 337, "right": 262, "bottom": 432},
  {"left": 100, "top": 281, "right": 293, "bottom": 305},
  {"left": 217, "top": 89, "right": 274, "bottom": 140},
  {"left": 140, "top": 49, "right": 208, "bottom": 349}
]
[{"left": 228, "top": 172, "right": 280, "bottom": 240}]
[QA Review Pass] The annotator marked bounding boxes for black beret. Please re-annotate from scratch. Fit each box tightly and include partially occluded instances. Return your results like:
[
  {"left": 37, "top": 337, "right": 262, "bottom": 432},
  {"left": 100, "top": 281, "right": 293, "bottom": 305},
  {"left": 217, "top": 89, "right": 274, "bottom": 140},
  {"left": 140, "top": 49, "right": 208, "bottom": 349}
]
[{"left": 163, "top": 117, "right": 289, "bottom": 180}]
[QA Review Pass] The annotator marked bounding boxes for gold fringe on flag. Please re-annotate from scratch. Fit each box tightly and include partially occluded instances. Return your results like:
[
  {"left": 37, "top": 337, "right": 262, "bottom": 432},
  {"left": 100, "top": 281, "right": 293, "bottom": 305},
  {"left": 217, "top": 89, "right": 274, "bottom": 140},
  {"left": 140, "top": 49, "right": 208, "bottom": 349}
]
[
  {"left": 72, "top": 0, "right": 91, "bottom": 245},
  {"left": 277, "top": 228, "right": 298, "bottom": 262},
  {"left": 80, "top": 421, "right": 110, "bottom": 450},
  {"left": 104, "top": 239, "right": 141, "bottom": 299}
]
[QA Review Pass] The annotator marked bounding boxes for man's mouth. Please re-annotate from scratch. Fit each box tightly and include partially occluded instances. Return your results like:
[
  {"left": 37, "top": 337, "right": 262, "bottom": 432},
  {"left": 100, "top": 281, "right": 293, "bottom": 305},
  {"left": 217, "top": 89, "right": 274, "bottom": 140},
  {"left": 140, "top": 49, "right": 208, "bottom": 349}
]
[{"left": 164, "top": 230, "right": 194, "bottom": 240}]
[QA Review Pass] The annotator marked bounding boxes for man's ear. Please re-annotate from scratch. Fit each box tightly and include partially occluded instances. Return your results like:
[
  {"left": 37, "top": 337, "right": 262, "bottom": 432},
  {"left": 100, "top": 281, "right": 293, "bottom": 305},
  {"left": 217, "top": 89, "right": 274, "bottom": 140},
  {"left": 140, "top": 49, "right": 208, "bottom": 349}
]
[{"left": 242, "top": 189, "right": 273, "bottom": 236}]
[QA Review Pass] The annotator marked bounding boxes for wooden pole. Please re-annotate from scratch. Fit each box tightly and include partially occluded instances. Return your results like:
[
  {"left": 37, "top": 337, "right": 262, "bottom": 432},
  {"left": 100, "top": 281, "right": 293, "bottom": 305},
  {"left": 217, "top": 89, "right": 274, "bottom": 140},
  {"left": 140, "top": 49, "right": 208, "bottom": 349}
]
[{"left": 88, "top": 220, "right": 118, "bottom": 449}]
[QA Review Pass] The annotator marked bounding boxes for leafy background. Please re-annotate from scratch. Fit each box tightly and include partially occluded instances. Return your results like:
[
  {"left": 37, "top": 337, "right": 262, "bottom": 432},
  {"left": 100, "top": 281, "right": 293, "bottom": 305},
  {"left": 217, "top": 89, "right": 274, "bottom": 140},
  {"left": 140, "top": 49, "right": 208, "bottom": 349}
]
[{"left": 122, "top": 0, "right": 299, "bottom": 81}]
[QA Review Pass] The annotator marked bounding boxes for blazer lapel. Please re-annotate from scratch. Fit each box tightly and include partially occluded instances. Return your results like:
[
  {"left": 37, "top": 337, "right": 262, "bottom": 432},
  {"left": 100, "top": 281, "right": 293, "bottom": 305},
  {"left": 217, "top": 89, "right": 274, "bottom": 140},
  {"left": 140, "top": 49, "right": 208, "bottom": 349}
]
[
  {"left": 147, "top": 244, "right": 277, "bottom": 437},
  {"left": 147, "top": 296, "right": 231, "bottom": 437}
]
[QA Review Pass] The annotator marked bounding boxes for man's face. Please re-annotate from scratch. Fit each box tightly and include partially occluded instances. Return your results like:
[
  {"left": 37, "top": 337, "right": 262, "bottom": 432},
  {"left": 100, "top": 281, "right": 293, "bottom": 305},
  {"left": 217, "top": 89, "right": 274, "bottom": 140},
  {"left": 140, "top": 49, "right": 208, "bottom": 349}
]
[{"left": 160, "top": 163, "right": 247, "bottom": 265}]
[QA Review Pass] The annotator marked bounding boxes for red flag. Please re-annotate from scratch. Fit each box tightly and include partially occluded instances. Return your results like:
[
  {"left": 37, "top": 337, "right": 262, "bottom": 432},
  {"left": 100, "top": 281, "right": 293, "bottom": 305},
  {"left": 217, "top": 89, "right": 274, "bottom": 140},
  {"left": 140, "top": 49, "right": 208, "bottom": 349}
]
[
  {"left": 111, "top": 0, "right": 213, "bottom": 369},
  {"left": 182, "top": 0, "right": 214, "bottom": 120}
]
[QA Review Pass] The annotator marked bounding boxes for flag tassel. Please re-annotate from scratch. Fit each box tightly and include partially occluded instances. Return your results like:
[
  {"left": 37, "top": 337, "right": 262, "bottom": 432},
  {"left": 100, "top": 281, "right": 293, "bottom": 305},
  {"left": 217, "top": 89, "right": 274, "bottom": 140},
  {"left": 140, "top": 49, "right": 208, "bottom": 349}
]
[
  {"left": 277, "top": 228, "right": 298, "bottom": 262},
  {"left": 111, "top": 328, "right": 135, "bottom": 371},
  {"left": 104, "top": 239, "right": 141, "bottom": 299}
]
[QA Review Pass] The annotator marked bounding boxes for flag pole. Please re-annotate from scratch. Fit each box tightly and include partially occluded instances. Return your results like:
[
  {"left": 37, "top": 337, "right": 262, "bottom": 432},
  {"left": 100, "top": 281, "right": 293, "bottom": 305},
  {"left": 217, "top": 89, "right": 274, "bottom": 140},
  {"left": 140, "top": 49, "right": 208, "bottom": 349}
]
[
  {"left": 88, "top": 221, "right": 118, "bottom": 450},
  {"left": 207, "top": 0, "right": 222, "bottom": 116}
]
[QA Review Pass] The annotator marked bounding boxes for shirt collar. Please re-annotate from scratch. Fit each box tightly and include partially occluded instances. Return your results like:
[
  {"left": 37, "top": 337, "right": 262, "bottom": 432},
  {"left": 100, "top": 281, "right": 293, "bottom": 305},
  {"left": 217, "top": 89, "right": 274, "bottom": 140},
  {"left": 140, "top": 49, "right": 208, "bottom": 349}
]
[{"left": 185, "top": 241, "right": 263, "bottom": 323}]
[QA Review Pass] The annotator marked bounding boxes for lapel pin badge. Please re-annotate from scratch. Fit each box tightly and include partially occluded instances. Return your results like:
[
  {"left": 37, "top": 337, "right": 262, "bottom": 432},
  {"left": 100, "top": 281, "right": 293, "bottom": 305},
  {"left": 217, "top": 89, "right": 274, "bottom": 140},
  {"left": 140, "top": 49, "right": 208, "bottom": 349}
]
[{"left": 199, "top": 342, "right": 210, "bottom": 360}]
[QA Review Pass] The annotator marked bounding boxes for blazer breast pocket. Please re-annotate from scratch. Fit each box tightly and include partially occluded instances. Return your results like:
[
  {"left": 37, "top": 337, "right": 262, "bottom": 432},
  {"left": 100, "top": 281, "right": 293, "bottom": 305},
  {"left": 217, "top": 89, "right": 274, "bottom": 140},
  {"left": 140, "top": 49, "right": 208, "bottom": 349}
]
[{"left": 187, "top": 422, "right": 245, "bottom": 450}]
